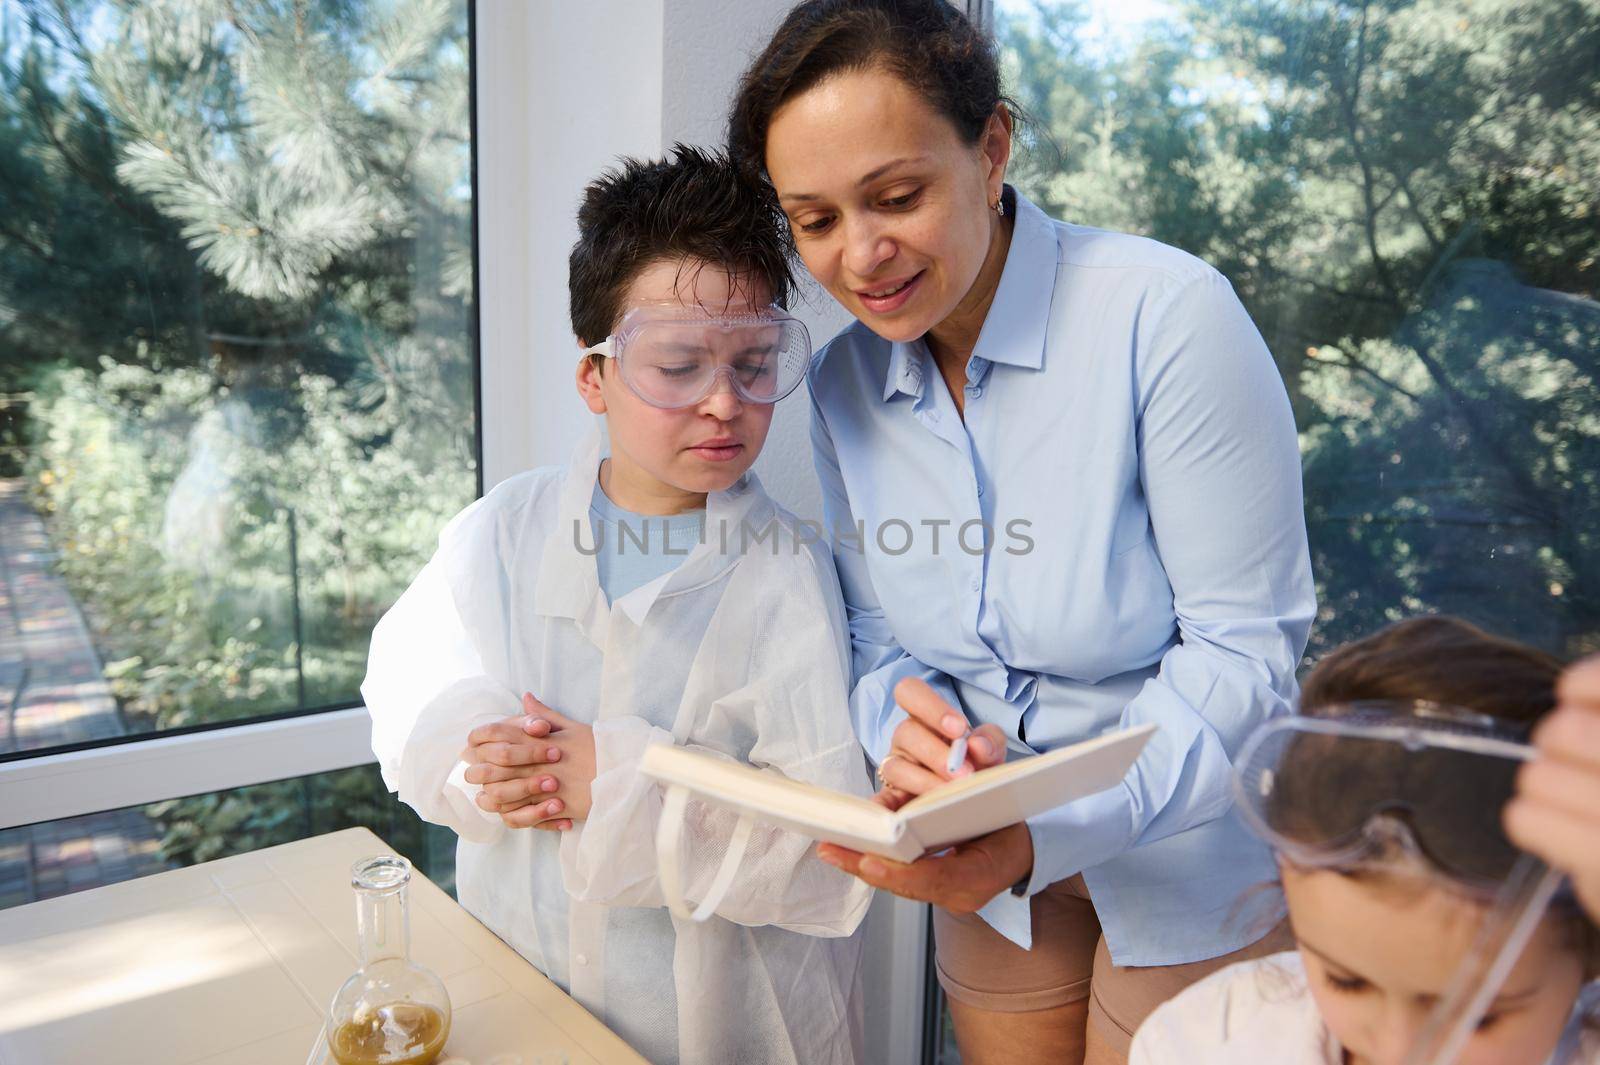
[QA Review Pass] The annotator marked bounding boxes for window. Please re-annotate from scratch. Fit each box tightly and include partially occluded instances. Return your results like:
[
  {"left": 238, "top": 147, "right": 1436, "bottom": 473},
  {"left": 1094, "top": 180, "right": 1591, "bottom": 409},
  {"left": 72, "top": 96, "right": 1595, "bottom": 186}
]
[
  {"left": 0, "top": 0, "right": 478, "bottom": 758},
  {"left": 0, "top": 765, "right": 456, "bottom": 908},
  {"left": 0, "top": 0, "right": 476, "bottom": 908},
  {"left": 998, "top": 0, "right": 1598, "bottom": 661},
  {"left": 922, "top": 0, "right": 1599, "bottom": 1058}
]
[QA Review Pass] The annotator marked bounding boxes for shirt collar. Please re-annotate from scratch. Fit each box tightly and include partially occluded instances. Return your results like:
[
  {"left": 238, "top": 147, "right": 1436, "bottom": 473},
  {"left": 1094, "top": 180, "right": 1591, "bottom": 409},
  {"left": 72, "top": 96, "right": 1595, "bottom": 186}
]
[
  {"left": 882, "top": 340, "right": 927, "bottom": 402},
  {"left": 971, "top": 187, "right": 1056, "bottom": 371},
  {"left": 879, "top": 186, "right": 1058, "bottom": 404}
]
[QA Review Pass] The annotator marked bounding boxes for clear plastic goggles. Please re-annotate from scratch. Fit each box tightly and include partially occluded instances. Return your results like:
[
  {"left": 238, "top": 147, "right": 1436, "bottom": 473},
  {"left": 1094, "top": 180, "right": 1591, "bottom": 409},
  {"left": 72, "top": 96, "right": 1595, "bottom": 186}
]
[
  {"left": 1233, "top": 700, "right": 1535, "bottom": 886},
  {"left": 1233, "top": 702, "right": 1575, "bottom": 1065},
  {"left": 581, "top": 303, "right": 811, "bottom": 409}
]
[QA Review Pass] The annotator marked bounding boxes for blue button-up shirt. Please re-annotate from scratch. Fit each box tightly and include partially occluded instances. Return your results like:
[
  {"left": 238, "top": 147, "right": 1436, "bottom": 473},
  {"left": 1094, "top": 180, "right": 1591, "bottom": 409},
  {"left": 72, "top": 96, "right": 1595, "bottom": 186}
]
[{"left": 807, "top": 189, "right": 1316, "bottom": 966}]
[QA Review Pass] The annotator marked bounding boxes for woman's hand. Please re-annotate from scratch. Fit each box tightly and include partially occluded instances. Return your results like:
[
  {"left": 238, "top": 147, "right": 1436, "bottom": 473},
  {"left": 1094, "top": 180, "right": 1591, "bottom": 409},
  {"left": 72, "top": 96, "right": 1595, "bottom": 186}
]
[
  {"left": 1505, "top": 655, "right": 1600, "bottom": 921},
  {"left": 874, "top": 677, "right": 1007, "bottom": 797},
  {"left": 817, "top": 677, "right": 1029, "bottom": 911},
  {"left": 818, "top": 822, "right": 1034, "bottom": 914},
  {"left": 463, "top": 693, "right": 596, "bottom": 831}
]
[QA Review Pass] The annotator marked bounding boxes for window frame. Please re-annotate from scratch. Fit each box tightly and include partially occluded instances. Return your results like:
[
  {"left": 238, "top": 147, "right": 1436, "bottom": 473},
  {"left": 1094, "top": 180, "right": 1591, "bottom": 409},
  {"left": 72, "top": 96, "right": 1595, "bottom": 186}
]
[
  {"left": 0, "top": 0, "right": 494, "bottom": 824},
  {"left": 0, "top": 5, "right": 935, "bottom": 1061}
]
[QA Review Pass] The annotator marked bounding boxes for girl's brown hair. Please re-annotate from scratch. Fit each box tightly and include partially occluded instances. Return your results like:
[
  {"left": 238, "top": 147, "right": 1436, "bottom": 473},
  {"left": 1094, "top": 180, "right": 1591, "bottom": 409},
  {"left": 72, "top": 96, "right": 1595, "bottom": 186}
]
[
  {"left": 1300, "top": 615, "right": 1563, "bottom": 725},
  {"left": 1284, "top": 617, "right": 1596, "bottom": 973}
]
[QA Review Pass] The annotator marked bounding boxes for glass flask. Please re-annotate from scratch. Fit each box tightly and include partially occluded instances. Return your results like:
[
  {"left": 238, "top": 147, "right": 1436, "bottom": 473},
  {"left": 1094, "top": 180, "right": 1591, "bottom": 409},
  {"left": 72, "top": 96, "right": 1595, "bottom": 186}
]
[{"left": 326, "top": 855, "right": 453, "bottom": 1065}]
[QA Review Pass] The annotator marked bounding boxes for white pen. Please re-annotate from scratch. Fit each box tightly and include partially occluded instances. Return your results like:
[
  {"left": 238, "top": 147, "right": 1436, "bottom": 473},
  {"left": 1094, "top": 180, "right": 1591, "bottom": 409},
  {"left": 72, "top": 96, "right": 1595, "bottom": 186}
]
[{"left": 946, "top": 728, "right": 972, "bottom": 774}]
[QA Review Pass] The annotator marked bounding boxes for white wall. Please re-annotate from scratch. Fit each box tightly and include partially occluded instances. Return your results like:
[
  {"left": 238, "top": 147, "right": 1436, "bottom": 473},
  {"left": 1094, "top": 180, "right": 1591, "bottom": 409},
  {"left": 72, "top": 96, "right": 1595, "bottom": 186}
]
[
  {"left": 477, "top": 0, "right": 667, "bottom": 486},
  {"left": 478, "top": 0, "right": 852, "bottom": 519}
]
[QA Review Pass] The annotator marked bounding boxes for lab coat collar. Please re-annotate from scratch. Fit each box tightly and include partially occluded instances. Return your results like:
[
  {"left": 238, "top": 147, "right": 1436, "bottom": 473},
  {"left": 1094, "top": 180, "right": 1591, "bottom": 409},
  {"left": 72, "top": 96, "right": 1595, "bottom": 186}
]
[{"left": 535, "top": 422, "right": 772, "bottom": 641}]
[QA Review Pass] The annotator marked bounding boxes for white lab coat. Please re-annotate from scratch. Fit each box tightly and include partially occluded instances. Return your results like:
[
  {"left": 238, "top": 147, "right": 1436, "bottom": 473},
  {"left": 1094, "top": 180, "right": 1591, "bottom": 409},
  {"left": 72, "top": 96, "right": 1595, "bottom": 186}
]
[
  {"left": 1130, "top": 951, "right": 1600, "bottom": 1064},
  {"left": 362, "top": 427, "right": 873, "bottom": 1065}
]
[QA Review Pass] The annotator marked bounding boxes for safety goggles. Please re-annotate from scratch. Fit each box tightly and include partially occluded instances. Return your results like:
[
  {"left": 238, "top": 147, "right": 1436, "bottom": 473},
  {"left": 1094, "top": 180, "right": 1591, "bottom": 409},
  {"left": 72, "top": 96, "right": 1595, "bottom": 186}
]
[
  {"left": 1234, "top": 702, "right": 1576, "bottom": 1065},
  {"left": 580, "top": 303, "right": 811, "bottom": 409},
  {"left": 1233, "top": 701, "right": 1535, "bottom": 886}
]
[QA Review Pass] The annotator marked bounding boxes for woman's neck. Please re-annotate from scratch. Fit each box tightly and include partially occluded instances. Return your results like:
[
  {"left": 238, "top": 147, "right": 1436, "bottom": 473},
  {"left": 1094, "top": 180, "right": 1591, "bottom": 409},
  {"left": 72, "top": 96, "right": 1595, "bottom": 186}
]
[{"left": 925, "top": 202, "right": 1015, "bottom": 375}]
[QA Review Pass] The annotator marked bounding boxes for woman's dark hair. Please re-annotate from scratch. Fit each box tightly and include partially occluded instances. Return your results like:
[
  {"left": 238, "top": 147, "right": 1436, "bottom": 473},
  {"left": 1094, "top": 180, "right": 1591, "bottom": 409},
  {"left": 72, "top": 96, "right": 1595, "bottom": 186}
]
[
  {"left": 727, "top": 0, "right": 1009, "bottom": 180},
  {"left": 568, "top": 144, "right": 794, "bottom": 350}
]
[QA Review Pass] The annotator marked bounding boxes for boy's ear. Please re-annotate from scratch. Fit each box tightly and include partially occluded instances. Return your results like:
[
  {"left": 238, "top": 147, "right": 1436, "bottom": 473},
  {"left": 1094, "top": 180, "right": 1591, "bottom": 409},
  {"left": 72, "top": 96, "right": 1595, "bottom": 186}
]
[{"left": 575, "top": 349, "right": 608, "bottom": 414}]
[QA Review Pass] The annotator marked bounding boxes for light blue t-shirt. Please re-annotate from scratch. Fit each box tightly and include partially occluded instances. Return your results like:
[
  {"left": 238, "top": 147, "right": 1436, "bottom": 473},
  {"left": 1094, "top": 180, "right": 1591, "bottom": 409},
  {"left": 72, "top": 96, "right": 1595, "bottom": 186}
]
[{"left": 587, "top": 482, "right": 705, "bottom": 605}]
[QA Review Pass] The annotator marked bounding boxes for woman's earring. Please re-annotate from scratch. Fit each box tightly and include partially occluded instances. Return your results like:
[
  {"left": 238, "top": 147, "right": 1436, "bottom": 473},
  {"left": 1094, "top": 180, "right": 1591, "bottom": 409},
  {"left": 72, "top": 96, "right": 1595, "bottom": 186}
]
[{"left": 992, "top": 197, "right": 1005, "bottom": 218}]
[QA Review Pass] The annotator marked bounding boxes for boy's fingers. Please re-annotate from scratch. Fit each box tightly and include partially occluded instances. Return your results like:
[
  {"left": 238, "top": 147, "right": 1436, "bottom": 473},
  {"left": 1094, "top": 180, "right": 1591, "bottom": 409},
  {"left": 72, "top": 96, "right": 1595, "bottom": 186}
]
[
  {"left": 466, "top": 720, "right": 527, "bottom": 748},
  {"left": 521, "top": 716, "right": 553, "bottom": 737},
  {"left": 464, "top": 762, "right": 535, "bottom": 785},
  {"left": 523, "top": 692, "right": 566, "bottom": 724},
  {"left": 500, "top": 800, "right": 569, "bottom": 829},
  {"left": 533, "top": 819, "right": 574, "bottom": 832},
  {"left": 477, "top": 790, "right": 534, "bottom": 813},
  {"left": 536, "top": 704, "right": 579, "bottom": 730},
  {"left": 480, "top": 740, "right": 553, "bottom": 767},
  {"left": 481, "top": 778, "right": 538, "bottom": 804}
]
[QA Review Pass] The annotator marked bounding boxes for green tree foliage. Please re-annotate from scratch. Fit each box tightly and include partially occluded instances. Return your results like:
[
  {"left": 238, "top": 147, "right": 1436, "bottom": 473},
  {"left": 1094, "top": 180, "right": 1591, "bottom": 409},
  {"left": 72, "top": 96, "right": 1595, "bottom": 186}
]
[
  {"left": 1000, "top": 0, "right": 1599, "bottom": 658},
  {"left": 1, "top": 0, "right": 473, "bottom": 874}
]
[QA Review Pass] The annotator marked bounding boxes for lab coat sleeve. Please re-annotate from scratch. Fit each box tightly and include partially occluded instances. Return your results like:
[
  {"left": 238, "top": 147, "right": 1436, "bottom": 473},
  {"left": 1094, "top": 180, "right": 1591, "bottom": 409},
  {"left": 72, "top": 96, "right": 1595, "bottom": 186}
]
[
  {"left": 810, "top": 387, "right": 960, "bottom": 764},
  {"left": 561, "top": 537, "right": 875, "bottom": 937},
  {"left": 1021, "top": 270, "right": 1316, "bottom": 896},
  {"left": 362, "top": 509, "right": 520, "bottom": 844}
]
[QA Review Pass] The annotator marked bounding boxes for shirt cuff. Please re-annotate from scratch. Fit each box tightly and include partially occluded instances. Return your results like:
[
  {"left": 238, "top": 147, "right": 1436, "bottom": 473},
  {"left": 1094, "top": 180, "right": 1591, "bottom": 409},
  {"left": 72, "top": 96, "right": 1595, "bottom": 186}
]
[
  {"left": 976, "top": 876, "right": 1036, "bottom": 949},
  {"left": 1021, "top": 785, "right": 1138, "bottom": 897}
]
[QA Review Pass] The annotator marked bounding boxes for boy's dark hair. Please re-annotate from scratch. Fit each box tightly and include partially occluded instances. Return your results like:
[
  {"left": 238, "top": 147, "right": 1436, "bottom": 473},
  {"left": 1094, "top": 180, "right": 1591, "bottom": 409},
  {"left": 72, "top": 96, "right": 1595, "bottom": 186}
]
[
  {"left": 727, "top": 0, "right": 1011, "bottom": 181},
  {"left": 568, "top": 144, "right": 794, "bottom": 352}
]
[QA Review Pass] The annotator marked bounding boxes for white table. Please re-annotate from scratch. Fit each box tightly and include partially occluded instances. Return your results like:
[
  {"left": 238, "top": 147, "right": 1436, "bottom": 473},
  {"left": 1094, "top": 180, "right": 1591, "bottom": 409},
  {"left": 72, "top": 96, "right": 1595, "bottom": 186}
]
[{"left": 0, "top": 827, "right": 648, "bottom": 1065}]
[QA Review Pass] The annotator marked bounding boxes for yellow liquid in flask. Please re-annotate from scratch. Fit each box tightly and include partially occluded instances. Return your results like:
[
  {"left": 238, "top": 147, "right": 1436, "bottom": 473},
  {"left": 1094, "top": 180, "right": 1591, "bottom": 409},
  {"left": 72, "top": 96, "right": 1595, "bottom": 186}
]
[{"left": 328, "top": 1001, "right": 450, "bottom": 1065}]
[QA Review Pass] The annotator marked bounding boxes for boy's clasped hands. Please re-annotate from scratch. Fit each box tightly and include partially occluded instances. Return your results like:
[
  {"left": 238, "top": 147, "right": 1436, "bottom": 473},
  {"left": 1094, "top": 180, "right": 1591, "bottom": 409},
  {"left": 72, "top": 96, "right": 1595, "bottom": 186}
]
[{"left": 461, "top": 692, "right": 597, "bottom": 831}]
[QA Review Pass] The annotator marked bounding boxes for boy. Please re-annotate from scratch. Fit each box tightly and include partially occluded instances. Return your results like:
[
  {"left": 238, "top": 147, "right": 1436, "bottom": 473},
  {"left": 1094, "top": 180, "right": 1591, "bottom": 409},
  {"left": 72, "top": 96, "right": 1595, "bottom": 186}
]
[{"left": 362, "top": 146, "right": 872, "bottom": 1065}]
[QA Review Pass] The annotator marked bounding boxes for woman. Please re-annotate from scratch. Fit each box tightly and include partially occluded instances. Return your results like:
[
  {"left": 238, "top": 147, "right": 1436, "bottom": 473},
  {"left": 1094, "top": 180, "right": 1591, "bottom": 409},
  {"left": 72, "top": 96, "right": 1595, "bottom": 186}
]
[{"left": 728, "top": 2, "right": 1317, "bottom": 1063}]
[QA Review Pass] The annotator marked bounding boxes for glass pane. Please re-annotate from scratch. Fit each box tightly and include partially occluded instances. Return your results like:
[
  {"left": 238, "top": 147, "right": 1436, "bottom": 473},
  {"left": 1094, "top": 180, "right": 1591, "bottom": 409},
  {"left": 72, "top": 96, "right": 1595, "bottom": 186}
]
[
  {"left": 0, "top": 763, "right": 456, "bottom": 910},
  {"left": 924, "top": 0, "right": 1600, "bottom": 1058},
  {"left": 0, "top": 0, "right": 477, "bottom": 758},
  {"left": 997, "top": 0, "right": 1599, "bottom": 662}
]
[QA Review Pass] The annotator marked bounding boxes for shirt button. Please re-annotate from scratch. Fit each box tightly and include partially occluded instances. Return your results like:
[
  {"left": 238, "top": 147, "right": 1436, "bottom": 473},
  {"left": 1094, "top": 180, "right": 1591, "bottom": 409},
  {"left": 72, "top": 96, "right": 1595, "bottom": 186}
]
[
  {"left": 969, "top": 385, "right": 983, "bottom": 398},
  {"left": 575, "top": 953, "right": 588, "bottom": 966},
  {"left": 970, "top": 577, "right": 980, "bottom": 591},
  {"left": 977, "top": 483, "right": 985, "bottom": 497}
]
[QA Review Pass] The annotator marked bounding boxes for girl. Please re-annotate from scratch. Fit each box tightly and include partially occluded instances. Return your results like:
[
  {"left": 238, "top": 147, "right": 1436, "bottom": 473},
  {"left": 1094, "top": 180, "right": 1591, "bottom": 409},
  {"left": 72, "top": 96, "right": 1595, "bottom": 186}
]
[{"left": 1131, "top": 617, "right": 1600, "bottom": 1064}]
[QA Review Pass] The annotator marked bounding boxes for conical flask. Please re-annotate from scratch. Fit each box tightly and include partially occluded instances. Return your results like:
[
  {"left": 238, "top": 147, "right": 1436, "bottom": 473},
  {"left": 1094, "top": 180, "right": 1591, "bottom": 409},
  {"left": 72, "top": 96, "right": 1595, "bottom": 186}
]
[{"left": 326, "top": 855, "right": 452, "bottom": 1065}]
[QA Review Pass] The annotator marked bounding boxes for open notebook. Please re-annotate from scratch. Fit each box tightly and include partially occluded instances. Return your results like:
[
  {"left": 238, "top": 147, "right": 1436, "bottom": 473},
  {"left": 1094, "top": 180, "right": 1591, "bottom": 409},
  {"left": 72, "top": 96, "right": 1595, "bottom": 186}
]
[{"left": 640, "top": 724, "right": 1156, "bottom": 863}]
